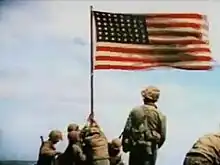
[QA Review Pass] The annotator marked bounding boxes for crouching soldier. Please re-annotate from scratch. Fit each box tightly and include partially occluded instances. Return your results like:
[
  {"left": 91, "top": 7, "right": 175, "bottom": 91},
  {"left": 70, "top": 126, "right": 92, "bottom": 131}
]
[
  {"left": 183, "top": 132, "right": 220, "bottom": 165},
  {"left": 108, "top": 138, "right": 124, "bottom": 165},
  {"left": 82, "top": 121, "right": 110, "bottom": 165},
  {"left": 37, "top": 130, "right": 63, "bottom": 165}
]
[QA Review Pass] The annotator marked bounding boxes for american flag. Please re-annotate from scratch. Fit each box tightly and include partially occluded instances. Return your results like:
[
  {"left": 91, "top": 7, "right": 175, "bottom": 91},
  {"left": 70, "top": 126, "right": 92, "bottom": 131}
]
[{"left": 93, "top": 11, "right": 213, "bottom": 70}]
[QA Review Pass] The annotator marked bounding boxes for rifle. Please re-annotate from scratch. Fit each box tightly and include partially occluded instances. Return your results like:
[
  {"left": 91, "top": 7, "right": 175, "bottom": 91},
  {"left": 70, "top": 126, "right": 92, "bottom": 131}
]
[
  {"left": 40, "top": 136, "right": 44, "bottom": 144},
  {"left": 118, "top": 131, "right": 123, "bottom": 139}
]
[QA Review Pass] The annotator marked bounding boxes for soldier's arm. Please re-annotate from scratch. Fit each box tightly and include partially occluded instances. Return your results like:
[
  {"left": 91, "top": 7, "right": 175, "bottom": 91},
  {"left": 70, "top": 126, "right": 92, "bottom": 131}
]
[
  {"left": 72, "top": 145, "right": 86, "bottom": 161},
  {"left": 117, "top": 161, "right": 125, "bottom": 165},
  {"left": 121, "top": 111, "right": 132, "bottom": 142},
  {"left": 158, "top": 114, "right": 167, "bottom": 149},
  {"left": 40, "top": 143, "right": 57, "bottom": 156},
  {"left": 116, "top": 155, "right": 125, "bottom": 165},
  {"left": 121, "top": 110, "right": 134, "bottom": 153},
  {"left": 123, "top": 111, "right": 133, "bottom": 133}
]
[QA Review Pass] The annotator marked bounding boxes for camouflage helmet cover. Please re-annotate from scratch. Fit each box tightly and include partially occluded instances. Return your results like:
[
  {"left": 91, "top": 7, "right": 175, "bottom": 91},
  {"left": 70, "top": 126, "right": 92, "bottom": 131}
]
[
  {"left": 141, "top": 86, "right": 160, "bottom": 101},
  {"left": 67, "top": 123, "right": 79, "bottom": 132},
  {"left": 111, "top": 138, "right": 122, "bottom": 149},
  {"left": 49, "top": 130, "right": 63, "bottom": 141}
]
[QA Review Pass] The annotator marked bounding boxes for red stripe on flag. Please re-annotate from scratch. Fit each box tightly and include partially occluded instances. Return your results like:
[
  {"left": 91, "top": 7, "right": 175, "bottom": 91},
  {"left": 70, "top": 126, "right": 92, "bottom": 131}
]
[
  {"left": 94, "top": 65, "right": 212, "bottom": 71},
  {"left": 96, "top": 46, "right": 211, "bottom": 55},
  {"left": 149, "top": 40, "right": 208, "bottom": 45},
  {"left": 146, "top": 13, "right": 205, "bottom": 19},
  {"left": 95, "top": 56, "right": 212, "bottom": 63},
  {"left": 147, "top": 22, "right": 207, "bottom": 29}
]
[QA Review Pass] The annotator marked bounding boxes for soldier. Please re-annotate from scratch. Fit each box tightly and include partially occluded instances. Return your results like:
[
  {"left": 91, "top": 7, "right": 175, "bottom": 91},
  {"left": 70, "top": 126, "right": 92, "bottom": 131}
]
[
  {"left": 183, "top": 132, "right": 220, "bottom": 165},
  {"left": 37, "top": 130, "right": 63, "bottom": 165},
  {"left": 108, "top": 138, "right": 124, "bottom": 165},
  {"left": 121, "top": 86, "right": 166, "bottom": 165},
  {"left": 62, "top": 131, "right": 86, "bottom": 165},
  {"left": 67, "top": 123, "right": 79, "bottom": 133},
  {"left": 82, "top": 121, "right": 110, "bottom": 165}
]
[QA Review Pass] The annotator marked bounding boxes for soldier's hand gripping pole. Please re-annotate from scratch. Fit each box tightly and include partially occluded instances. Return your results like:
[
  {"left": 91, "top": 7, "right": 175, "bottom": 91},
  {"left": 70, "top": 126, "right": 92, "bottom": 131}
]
[{"left": 87, "top": 112, "right": 95, "bottom": 126}]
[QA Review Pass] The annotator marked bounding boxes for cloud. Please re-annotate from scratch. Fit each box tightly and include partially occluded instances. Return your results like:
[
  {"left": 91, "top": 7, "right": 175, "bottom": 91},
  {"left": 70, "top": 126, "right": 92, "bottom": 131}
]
[{"left": 0, "top": 1, "right": 220, "bottom": 165}]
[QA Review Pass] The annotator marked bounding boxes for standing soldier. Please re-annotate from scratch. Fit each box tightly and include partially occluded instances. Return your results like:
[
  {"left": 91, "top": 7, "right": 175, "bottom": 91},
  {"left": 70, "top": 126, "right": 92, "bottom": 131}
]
[
  {"left": 108, "top": 138, "right": 124, "bottom": 165},
  {"left": 183, "top": 132, "right": 220, "bottom": 165},
  {"left": 59, "top": 131, "right": 86, "bottom": 165},
  {"left": 121, "top": 86, "right": 167, "bottom": 165},
  {"left": 58, "top": 123, "right": 83, "bottom": 165},
  {"left": 37, "top": 130, "right": 63, "bottom": 165}
]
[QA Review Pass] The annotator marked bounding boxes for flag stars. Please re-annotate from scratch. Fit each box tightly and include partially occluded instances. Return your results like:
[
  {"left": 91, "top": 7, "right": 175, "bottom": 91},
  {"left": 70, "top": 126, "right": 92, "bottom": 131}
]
[{"left": 94, "top": 11, "right": 149, "bottom": 44}]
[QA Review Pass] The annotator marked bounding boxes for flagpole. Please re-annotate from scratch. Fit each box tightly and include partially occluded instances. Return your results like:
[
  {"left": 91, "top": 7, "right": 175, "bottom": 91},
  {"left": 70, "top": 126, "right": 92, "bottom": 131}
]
[{"left": 90, "top": 5, "right": 94, "bottom": 120}]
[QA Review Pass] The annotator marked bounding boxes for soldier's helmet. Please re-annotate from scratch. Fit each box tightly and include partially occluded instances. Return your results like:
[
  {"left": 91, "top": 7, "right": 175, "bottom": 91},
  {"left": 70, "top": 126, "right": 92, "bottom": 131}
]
[
  {"left": 67, "top": 123, "right": 79, "bottom": 132},
  {"left": 141, "top": 86, "right": 160, "bottom": 102},
  {"left": 68, "top": 131, "right": 80, "bottom": 142},
  {"left": 111, "top": 138, "right": 122, "bottom": 149},
  {"left": 49, "top": 130, "right": 63, "bottom": 142}
]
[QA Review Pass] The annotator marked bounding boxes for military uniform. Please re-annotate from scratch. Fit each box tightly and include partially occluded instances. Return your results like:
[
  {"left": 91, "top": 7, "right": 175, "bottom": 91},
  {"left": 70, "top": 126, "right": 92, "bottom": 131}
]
[
  {"left": 60, "top": 131, "right": 86, "bottom": 165},
  {"left": 122, "top": 86, "right": 166, "bottom": 165},
  {"left": 108, "top": 138, "right": 124, "bottom": 165},
  {"left": 183, "top": 133, "right": 220, "bottom": 165},
  {"left": 37, "top": 130, "right": 63, "bottom": 165},
  {"left": 82, "top": 122, "right": 110, "bottom": 165}
]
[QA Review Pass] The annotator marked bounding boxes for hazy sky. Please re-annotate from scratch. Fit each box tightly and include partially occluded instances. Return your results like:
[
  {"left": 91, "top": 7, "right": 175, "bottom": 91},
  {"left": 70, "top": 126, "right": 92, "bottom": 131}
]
[{"left": 0, "top": 1, "right": 220, "bottom": 165}]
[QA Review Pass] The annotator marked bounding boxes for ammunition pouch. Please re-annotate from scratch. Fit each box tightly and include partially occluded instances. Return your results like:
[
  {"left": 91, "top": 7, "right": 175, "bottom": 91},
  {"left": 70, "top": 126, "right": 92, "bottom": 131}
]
[
  {"left": 132, "top": 140, "right": 153, "bottom": 155},
  {"left": 122, "top": 137, "right": 132, "bottom": 153}
]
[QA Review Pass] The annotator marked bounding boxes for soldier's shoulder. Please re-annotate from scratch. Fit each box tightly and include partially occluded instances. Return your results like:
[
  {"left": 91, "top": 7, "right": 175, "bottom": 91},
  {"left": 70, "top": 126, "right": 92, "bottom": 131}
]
[
  {"left": 151, "top": 106, "right": 165, "bottom": 116},
  {"left": 43, "top": 140, "right": 53, "bottom": 147},
  {"left": 131, "top": 105, "right": 143, "bottom": 111},
  {"left": 146, "top": 105, "right": 166, "bottom": 119},
  {"left": 43, "top": 140, "right": 50, "bottom": 145},
  {"left": 40, "top": 141, "right": 52, "bottom": 151},
  {"left": 157, "top": 109, "right": 166, "bottom": 117},
  {"left": 204, "top": 132, "right": 220, "bottom": 139}
]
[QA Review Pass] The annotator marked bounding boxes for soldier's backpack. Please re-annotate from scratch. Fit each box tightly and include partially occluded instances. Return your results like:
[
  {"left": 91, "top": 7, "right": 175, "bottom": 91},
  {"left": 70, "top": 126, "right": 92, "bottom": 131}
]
[
  {"left": 83, "top": 122, "right": 109, "bottom": 161},
  {"left": 122, "top": 105, "right": 160, "bottom": 153}
]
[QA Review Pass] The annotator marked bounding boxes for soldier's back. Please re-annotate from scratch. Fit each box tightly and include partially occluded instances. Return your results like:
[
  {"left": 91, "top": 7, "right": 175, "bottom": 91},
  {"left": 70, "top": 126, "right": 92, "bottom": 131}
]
[
  {"left": 186, "top": 132, "right": 220, "bottom": 164},
  {"left": 143, "top": 104, "right": 163, "bottom": 131},
  {"left": 37, "top": 140, "right": 56, "bottom": 165}
]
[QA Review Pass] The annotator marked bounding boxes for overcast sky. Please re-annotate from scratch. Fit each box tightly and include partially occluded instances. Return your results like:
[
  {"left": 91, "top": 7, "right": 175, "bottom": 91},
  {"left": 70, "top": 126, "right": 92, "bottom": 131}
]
[{"left": 0, "top": 1, "right": 220, "bottom": 165}]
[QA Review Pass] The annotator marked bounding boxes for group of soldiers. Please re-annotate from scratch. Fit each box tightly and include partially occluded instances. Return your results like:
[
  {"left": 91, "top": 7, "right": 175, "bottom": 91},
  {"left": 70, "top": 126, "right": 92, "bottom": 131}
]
[
  {"left": 36, "top": 86, "right": 220, "bottom": 165},
  {"left": 37, "top": 122, "right": 124, "bottom": 165}
]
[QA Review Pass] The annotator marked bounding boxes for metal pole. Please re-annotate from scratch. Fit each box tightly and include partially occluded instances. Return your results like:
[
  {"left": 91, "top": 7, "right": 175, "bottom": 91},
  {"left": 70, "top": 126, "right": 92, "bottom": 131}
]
[{"left": 90, "top": 5, "right": 94, "bottom": 120}]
